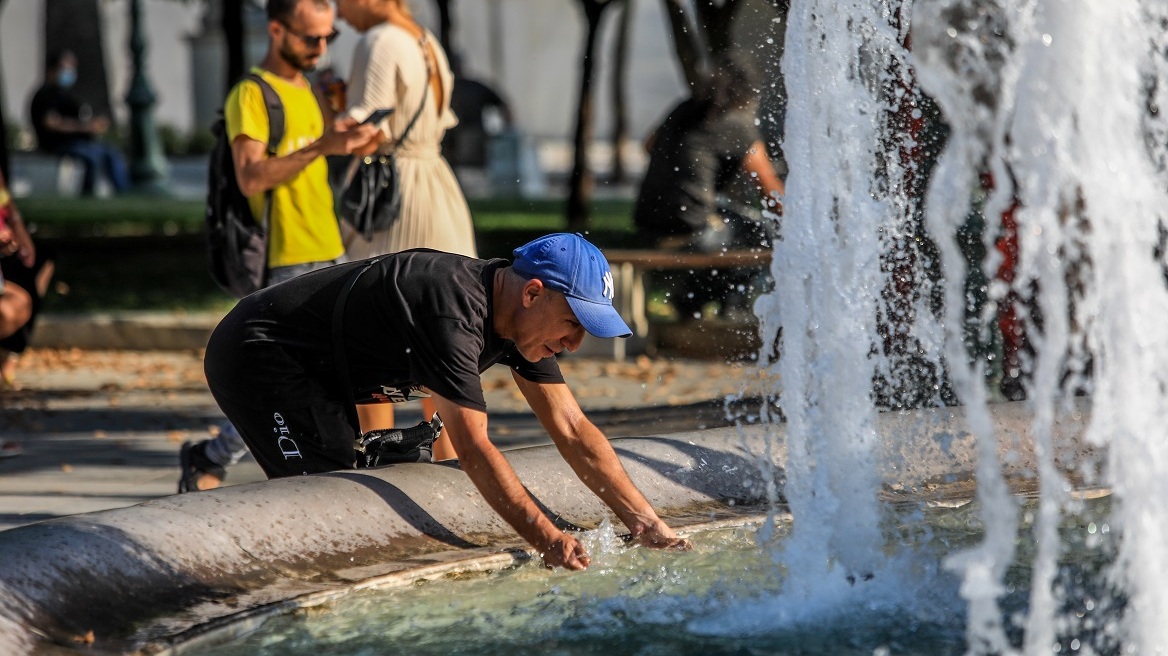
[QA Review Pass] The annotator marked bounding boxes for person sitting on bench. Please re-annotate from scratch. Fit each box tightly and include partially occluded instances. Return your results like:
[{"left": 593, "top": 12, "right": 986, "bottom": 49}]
[{"left": 29, "top": 50, "right": 129, "bottom": 196}]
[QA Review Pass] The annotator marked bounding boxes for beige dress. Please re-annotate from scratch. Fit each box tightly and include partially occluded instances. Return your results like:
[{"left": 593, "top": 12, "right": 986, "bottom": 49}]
[{"left": 343, "top": 23, "right": 476, "bottom": 259}]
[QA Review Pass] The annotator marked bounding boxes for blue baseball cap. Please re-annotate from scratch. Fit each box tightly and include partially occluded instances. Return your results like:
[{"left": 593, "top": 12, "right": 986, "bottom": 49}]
[{"left": 512, "top": 233, "right": 632, "bottom": 339}]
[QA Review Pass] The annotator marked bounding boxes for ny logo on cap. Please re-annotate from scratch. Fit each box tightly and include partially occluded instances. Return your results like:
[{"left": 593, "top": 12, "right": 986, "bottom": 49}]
[{"left": 602, "top": 271, "right": 614, "bottom": 300}]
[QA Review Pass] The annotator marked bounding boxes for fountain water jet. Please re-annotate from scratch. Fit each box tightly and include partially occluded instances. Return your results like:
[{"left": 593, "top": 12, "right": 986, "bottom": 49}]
[{"left": 765, "top": 0, "right": 1168, "bottom": 652}]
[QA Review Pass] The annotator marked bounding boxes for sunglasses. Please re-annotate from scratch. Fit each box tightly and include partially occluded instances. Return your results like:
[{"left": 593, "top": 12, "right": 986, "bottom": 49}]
[{"left": 280, "top": 21, "right": 340, "bottom": 48}]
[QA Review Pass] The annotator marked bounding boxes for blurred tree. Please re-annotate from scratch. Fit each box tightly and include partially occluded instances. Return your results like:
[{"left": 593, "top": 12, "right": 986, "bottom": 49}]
[
  {"left": 608, "top": 0, "right": 632, "bottom": 184},
  {"left": 566, "top": 0, "right": 618, "bottom": 231},
  {"left": 223, "top": 0, "right": 245, "bottom": 89},
  {"left": 690, "top": 0, "right": 743, "bottom": 56},
  {"left": 434, "top": 0, "right": 455, "bottom": 65},
  {"left": 660, "top": 0, "right": 705, "bottom": 89},
  {"left": 659, "top": 0, "right": 748, "bottom": 90}
]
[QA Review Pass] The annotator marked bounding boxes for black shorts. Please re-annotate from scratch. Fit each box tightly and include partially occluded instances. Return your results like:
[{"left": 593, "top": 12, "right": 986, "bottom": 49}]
[{"left": 204, "top": 307, "right": 358, "bottom": 479}]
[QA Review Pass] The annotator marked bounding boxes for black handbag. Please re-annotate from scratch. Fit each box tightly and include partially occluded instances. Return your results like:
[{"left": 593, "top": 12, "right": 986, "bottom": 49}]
[
  {"left": 339, "top": 153, "right": 404, "bottom": 241},
  {"left": 338, "top": 54, "right": 431, "bottom": 242}
]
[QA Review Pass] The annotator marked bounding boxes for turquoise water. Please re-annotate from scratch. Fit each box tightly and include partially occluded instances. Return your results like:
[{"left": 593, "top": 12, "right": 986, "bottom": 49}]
[{"left": 191, "top": 496, "right": 1117, "bottom": 655}]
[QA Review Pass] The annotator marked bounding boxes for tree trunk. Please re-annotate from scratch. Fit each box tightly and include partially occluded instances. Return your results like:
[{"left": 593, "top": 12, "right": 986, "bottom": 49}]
[
  {"left": 434, "top": 0, "right": 457, "bottom": 73},
  {"left": 223, "top": 0, "right": 245, "bottom": 90},
  {"left": 609, "top": 0, "right": 632, "bottom": 184},
  {"left": 659, "top": 0, "right": 703, "bottom": 90},
  {"left": 694, "top": 0, "right": 742, "bottom": 56},
  {"left": 566, "top": 0, "right": 614, "bottom": 231}
]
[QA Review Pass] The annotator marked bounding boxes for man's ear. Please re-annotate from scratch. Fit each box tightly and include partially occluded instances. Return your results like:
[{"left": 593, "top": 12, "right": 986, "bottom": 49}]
[{"left": 521, "top": 278, "right": 545, "bottom": 308}]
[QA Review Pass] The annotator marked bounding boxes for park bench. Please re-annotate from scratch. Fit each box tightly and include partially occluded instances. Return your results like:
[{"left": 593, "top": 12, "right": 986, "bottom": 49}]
[
  {"left": 602, "top": 248, "right": 773, "bottom": 360},
  {"left": 8, "top": 151, "right": 110, "bottom": 197}
]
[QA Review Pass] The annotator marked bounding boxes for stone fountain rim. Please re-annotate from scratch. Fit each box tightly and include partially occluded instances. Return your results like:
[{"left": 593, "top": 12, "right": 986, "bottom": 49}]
[{"left": 0, "top": 400, "right": 1096, "bottom": 656}]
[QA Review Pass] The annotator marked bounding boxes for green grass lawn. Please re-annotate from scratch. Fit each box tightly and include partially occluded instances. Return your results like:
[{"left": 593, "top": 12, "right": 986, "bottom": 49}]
[
  {"left": 18, "top": 196, "right": 636, "bottom": 238},
  {"left": 21, "top": 195, "right": 636, "bottom": 313}
]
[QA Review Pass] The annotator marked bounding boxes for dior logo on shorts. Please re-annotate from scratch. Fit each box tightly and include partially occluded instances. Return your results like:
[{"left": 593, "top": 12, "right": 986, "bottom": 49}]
[{"left": 272, "top": 412, "right": 302, "bottom": 460}]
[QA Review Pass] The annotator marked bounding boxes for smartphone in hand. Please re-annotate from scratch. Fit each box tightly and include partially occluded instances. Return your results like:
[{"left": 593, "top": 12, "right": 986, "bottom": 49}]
[{"left": 361, "top": 108, "right": 395, "bottom": 125}]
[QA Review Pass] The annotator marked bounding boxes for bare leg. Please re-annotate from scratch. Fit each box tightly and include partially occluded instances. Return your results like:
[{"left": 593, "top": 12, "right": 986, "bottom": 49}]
[
  {"left": 425, "top": 397, "right": 458, "bottom": 461},
  {"left": 0, "top": 349, "right": 14, "bottom": 387},
  {"left": 356, "top": 403, "right": 395, "bottom": 433},
  {"left": 0, "top": 284, "right": 32, "bottom": 340},
  {"left": 35, "top": 260, "right": 55, "bottom": 297},
  {"left": 0, "top": 260, "right": 53, "bottom": 386}
]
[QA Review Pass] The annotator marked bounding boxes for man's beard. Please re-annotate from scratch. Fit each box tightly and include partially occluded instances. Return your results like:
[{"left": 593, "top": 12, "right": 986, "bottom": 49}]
[{"left": 279, "top": 43, "right": 319, "bottom": 73}]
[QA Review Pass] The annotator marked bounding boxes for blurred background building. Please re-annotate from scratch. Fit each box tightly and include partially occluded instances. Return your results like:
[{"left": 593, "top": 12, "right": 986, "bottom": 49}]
[{"left": 1, "top": 0, "right": 786, "bottom": 195}]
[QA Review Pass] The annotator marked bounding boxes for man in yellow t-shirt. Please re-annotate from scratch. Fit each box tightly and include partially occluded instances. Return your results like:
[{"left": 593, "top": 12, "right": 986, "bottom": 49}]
[
  {"left": 179, "top": 0, "right": 380, "bottom": 493},
  {"left": 224, "top": 0, "right": 379, "bottom": 285}
]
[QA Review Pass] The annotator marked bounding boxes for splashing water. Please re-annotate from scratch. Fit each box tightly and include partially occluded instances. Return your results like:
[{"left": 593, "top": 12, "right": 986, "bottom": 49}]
[
  {"left": 756, "top": 0, "right": 906, "bottom": 593},
  {"left": 761, "top": 0, "right": 1168, "bottom": 652}
]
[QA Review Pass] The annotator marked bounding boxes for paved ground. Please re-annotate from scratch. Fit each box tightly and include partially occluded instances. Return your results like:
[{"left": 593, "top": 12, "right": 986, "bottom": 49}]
[{"left": 0, "top": 347, "right": 776, "bottom": 532}]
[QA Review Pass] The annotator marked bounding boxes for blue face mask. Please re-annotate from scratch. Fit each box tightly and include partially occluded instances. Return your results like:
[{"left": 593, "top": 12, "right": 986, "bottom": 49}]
[{"left": 58, "top": 68, "right": 76, "bottom": 88}]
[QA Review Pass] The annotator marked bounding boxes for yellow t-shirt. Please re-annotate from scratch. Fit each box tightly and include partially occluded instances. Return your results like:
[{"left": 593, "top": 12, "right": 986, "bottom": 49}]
[{"left": 225, "top": 68, "right": 344, "bottom": 269}]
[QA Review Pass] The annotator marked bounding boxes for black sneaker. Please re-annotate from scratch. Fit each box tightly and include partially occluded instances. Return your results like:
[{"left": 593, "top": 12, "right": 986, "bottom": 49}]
[
  {"left": 356, "top": 415, "right": 443, "bottom": 467},
  {"left": 178, "top": 441, "right": 226, "bottom": 493}
]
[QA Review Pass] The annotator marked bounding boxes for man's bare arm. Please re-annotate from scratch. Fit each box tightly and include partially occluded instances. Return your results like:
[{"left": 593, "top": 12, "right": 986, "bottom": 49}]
[
  {"left": 41, "top": 110, "right": 108, "bottom": 137},
  {"left": 742, "top": 139, "right": 785, "bottom": 213},
  {"left": 231, "top": 118, "right": 378, "bottom": 198},
  {"left": 511, "top": 373, "right": 688, "bottom": 548},
  {"left": 431, "top": 393, "right": 591, "bottom": 570}
]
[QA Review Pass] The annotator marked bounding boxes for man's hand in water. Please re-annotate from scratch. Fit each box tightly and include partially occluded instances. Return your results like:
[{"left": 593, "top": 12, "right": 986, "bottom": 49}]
[
  {"left": 630, "top": 520, "right": 691, "bottom": 551},
  {"left": 541, "top": 530, "right": 591, "bottom": 571}
]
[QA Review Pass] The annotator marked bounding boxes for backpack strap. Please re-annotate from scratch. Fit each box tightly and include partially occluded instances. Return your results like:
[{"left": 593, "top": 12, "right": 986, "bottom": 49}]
[
  {"left": 246, "top": 72, "right": 285, "bottom": 157},
  {"left": 239, "top": 72, "right": 280, "bottom": 227},
  {"left": 244, "top": 72, "right": 284, "bottom": 283}
]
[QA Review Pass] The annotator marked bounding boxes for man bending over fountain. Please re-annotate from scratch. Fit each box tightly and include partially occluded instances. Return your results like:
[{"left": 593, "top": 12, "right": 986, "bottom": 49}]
[{"left": 192, "top": 233, "right": 688, "bottom": 570}]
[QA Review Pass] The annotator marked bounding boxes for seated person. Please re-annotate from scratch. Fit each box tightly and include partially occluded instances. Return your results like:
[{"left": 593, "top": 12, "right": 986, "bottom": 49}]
[
  {"left": 633, "top": 54, "right": 784, "bottom": 251},
  {"left": 632, "top": 55, "right": 785, "bottom": 320},
  {"left": 0, "top": 169, "right": 54, "bottom": 388},
  {"left": 29, "top": 50, "right": 129, "bottom": 196},
  {"left": 0, "top": 170, "right": 41, "bottom": 459}
]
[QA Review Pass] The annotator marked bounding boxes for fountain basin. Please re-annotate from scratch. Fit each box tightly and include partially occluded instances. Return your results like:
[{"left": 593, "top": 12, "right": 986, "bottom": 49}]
[{"left": 0, "top": 400, "right": 1094, "bottom": 655}]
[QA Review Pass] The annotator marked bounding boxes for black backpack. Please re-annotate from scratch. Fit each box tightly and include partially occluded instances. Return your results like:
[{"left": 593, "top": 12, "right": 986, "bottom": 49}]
[{"left": 205, "top": 73, "right": 284, "bottom": 298}]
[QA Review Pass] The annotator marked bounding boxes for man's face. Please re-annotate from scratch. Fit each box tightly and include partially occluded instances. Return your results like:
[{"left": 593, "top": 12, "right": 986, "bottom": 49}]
[
  {"left": 512, "top": 283, "right": 587, "bottom": 363},
  {"left": 275, "top": 1, "right": 336, "bottom": 72}
]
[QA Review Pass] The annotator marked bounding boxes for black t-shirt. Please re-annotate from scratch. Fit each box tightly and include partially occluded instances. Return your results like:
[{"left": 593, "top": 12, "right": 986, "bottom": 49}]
[
  {"left": 232, "top": 250, "right": 564, "bottom": 412},
  {"left": 29, "top": 83, "right": 88, "bottom": 152},
  {"left": 633, "top": 98, "right": 758, "bottom": 237}
]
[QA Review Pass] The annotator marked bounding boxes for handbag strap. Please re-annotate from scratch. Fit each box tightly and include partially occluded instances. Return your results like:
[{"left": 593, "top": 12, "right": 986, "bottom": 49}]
[
  {"left": 331, "top": 256, "right": 387, "bottom": 432},
  {"left": 388, "top": 34, "right": 433, "bottom": 152}
]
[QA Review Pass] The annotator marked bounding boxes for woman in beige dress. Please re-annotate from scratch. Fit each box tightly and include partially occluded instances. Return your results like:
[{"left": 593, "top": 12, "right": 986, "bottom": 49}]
[
  {"left": 336, "top": 0, "right": 476, "bottom": 458},
  {"left": 337, "top": 0, "right": 476, "bottom": 260}
]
